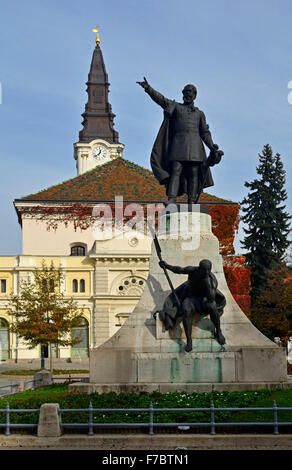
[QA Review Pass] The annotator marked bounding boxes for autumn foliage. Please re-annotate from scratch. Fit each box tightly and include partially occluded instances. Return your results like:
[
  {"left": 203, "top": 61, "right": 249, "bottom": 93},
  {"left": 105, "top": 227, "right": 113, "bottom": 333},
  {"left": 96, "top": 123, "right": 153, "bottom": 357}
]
[
  {"left": 249, "top": 264, "right": 292, "bottom": 341},
  {"left": 207, "top": 204, "right": 240, "bottom": 257},
  {"left": 223, "top": 256, "right": 251, "bottom": 316},
  {"left": 7, "top": 261, "right": 84, "bottom": 350}
]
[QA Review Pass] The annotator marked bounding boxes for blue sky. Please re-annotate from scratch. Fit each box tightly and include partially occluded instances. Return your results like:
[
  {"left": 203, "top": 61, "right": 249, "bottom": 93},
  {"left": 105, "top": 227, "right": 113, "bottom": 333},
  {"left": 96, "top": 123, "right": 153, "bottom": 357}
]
[{"left": 0, "top": 0, "right": 291, "bottom": 254}]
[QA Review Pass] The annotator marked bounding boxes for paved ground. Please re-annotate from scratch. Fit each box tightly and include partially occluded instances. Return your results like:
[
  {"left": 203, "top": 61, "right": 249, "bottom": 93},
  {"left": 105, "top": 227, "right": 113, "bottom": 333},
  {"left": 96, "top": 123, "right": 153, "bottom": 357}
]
[
  {"left": 0, "top": 434, "right": 292, "bottom": 450},
  {"left": 0, "top": 359, "right": 89, "bottom": 372},
  {"left": 0, "top": 359, "right": 89, "bottom": 395}
]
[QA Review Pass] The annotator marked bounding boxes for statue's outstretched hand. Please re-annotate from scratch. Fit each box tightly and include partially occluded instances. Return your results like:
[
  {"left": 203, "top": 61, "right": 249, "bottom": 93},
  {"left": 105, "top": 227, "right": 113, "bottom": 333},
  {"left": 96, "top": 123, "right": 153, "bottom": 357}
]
[{"left": 136, "top": 77, "right": 149, "bottom": 89}]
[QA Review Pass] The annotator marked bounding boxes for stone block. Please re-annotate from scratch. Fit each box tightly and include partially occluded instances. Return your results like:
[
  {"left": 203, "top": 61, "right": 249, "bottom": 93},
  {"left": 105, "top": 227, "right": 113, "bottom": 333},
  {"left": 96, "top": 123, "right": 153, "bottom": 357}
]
[
  {"left": 38, "top": 404, "right": 61, "bottom": 437},
  {"left": 136, "top": 352, "right": 236, "bottom": 383},
  {"left": 90, "top": 349, "right": 137, "bottom": 383},
  {"left": 34, "top": 369, "right": 52, "bottom": 387},
  {"left": 236, "top": 347, "right": 287, "bottom": 383}
]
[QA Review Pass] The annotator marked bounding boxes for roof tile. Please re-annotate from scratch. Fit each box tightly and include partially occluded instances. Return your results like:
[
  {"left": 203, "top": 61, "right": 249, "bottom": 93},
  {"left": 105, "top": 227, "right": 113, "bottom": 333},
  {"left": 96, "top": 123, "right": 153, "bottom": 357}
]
[{"left": 19, "top": 157, "right": 234, "bottom": 204}]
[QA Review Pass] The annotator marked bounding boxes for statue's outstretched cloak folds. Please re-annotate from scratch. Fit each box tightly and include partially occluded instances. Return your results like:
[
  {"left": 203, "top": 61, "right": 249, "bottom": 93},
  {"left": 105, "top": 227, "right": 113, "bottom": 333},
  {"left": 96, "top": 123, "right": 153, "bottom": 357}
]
[{"left": 150, "top": 101, "right": 214, "bottom": 197}]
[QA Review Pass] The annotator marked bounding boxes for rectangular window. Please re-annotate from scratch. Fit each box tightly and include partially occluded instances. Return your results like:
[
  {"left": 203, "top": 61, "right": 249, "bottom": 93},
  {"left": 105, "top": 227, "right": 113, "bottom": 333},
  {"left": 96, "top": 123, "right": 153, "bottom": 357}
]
[{"left": 1, "top": 280, "right": 6, "bottom": 293}]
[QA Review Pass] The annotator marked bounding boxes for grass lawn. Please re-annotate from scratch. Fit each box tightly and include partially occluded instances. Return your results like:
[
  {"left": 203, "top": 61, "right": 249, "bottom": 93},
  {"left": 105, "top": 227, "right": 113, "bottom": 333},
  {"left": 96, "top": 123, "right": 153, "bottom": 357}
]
[{"left": 1, "top": 385, "right": 292, "bottom": 428}]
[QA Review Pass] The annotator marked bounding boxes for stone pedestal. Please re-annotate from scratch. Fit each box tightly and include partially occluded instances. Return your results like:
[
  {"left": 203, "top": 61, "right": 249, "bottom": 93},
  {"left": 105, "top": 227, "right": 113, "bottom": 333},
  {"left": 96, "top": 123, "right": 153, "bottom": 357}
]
[
  {"left": 34, "top": 369, "right": 52, "bottom": 387},
  {"left": 37, "top": 404, "right": 61, "bottom": 437},
  {"left": 70, "top": 207, "right": 288, "bottom": 393}
]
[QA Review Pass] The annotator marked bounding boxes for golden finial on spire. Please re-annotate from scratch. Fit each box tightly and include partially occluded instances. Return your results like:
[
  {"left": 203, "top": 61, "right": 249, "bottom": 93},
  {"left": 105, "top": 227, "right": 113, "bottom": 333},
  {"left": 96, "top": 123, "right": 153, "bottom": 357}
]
[{"left": 92, "top": 25, "right": 101, "bottom": 45}]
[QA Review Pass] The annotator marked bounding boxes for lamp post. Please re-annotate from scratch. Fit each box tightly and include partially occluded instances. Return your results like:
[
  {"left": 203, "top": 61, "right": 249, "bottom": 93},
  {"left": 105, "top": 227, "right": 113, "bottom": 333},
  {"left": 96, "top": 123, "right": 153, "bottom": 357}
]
[{"left": 41, "top": 345, "right": 45, "bottom": 369}]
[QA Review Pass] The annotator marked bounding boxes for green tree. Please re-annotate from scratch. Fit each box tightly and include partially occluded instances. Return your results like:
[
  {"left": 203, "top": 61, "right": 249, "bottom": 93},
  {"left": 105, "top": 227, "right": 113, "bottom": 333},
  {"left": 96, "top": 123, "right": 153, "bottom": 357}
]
[
  {"left": 241, "top": 144, "right": 291, "bottom": 303},
  {"left": 7, "top": 260, "right": 84, "bottom": 372},
  {"left": 250, "top": 263, "right": 292, "bottom": 340}
]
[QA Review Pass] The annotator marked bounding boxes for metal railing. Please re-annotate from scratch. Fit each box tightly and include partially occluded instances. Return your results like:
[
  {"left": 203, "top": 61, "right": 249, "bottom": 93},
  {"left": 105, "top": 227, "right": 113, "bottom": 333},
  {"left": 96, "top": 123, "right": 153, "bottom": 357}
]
[
  {"left": 0, "top": 375, "right": 89, "bottom": 397},
  {"left": 0, "top": 400, "right": 292, "bottom": 436},
  {"left": 0, "top": 402, "right": 39, "bottom": 436},
  {"left": 58, "top": 400, "right": 292, "bottom": 436},
  {"left": 0, "top": 381, "right": 21, "bottom": 397}
]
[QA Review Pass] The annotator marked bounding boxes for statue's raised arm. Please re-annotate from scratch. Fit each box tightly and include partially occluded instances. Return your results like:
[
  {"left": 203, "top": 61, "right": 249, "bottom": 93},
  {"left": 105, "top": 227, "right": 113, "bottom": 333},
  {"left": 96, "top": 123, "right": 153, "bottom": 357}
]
[{"left": 137, "top": 77, "right": 171, "bottom": 109}]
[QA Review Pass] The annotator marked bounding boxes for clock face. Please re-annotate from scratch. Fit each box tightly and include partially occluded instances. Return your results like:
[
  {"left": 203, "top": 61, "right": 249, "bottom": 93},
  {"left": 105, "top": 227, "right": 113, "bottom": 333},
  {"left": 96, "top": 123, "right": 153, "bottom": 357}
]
[{"left": 92, "top": 146, "right": 107, "bottom": 160}]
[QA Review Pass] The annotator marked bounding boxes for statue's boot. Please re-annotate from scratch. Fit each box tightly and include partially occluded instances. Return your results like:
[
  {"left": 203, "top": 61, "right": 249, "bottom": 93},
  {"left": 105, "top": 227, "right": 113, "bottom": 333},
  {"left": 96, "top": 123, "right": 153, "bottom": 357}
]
[
  {"left": 215, "top": 330, "right": 226, "bottom": 345},
  {"left": 185, "top": 340, "right": 193, "bottom": 352}
]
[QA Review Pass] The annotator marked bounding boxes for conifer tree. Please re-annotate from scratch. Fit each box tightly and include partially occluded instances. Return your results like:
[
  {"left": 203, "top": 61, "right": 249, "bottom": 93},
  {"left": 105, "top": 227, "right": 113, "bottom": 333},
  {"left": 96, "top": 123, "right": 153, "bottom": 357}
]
[{"left": 241, "top": 144, "right": 290, "bottom": 303}]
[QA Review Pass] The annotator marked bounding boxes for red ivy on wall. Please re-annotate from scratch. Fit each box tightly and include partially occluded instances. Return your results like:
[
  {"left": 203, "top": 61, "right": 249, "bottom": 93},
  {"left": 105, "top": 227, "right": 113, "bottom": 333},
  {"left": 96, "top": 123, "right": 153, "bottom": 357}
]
[
  {"left": 223, "top": 256, "right": 251, "bottom": 316},
  {"left": 207, "top": 204, "right": 240, "bottom": 257}
]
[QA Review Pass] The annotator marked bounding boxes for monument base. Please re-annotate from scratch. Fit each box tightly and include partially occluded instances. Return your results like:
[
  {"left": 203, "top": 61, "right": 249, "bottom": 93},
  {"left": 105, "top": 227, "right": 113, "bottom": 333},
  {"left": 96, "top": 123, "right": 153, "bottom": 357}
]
[
  {"left": 70, "top": 209, "right": 288, "bottom": 394},
  {"left": 70, "top": 380, "right": 292, "bottom": 394}
]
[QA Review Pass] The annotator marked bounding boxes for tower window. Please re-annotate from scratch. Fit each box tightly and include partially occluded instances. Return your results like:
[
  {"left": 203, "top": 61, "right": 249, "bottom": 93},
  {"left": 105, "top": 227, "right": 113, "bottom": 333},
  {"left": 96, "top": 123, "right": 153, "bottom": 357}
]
[
  {"left": 1, "top": 280, "right": 6, "bottom": 293},
  {"left": 71, "top": 245, "right": 86, "bottom": 256}
]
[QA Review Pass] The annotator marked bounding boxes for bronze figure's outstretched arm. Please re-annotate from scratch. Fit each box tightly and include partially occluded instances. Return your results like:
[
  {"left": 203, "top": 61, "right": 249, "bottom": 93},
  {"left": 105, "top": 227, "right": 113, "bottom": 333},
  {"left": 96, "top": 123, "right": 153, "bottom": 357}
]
[
  {"left": 159, "top": 260, "right": 195, "bottom": 275},
  {"left": 137, "top": 77, "right": 171, "bottom": 109}
]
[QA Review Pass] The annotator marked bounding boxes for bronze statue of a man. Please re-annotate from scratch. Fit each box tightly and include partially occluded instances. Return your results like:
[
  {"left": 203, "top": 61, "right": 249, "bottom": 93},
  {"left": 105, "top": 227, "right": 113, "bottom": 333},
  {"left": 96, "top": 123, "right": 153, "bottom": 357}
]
[
  {"left": 158, "top": 259, "right": 226, "bottom": 352},
  {"left": 137, "top": 78, "right": 223, "bottom": 204}
]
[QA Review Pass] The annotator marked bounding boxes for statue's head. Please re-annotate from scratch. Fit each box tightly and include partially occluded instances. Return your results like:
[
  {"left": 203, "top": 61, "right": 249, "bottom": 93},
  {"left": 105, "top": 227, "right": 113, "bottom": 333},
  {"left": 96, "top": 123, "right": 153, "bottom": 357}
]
[
  {"left": 182, "top": 84, "right": 197, "bottom": 104},
  {"left": 199, "top": 259, "right": 212, "bottom": 276}
]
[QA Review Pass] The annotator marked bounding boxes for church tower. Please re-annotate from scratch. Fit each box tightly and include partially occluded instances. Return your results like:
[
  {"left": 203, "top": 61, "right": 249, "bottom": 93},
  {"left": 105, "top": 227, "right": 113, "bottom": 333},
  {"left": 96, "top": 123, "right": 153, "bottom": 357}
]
[{"left": 74, "top": 26, "right": 124, "bottom": 175}]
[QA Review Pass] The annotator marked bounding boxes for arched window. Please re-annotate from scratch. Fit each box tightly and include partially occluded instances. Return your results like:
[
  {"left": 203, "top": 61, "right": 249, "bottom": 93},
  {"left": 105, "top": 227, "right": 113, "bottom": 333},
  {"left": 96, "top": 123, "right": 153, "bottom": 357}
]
[
  {"left": 71, "top": 245, "right": 86, "bottom": 256},
  {"left": 1, "top": 280, "right": 6, "bottom": 293},
  {"left": 80, "top": 279, "right": 85, "bottom": 293},
  {"left": 71, "top": 318, "right": 89, "bottom": 358},
  {"left": 0, "top": 318, "right": 9, "bottom": 360},
  {"left": 72, "top": 279, "right": 78, "bottom": 293}
]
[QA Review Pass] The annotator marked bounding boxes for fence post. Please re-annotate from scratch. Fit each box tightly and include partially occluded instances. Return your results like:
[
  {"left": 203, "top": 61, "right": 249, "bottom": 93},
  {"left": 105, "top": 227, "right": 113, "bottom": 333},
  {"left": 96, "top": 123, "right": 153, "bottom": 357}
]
[
  {"left": 273, "top": 400, "right": 279, "bottom": 435},
  {"left": 5, "top": 402, "right": 10, "bottom": 436},
  {"left": 88, "top": 401, "right": 94, "bottom": 436},
  {"left": 38, "top": 404, "right": 61, "bottom": 437},
  {"left": 210, "top": 402, "right": 216, "bottom": 435},
  {"left": 149, "top": 401, "right": 154, "bottom": 436}
]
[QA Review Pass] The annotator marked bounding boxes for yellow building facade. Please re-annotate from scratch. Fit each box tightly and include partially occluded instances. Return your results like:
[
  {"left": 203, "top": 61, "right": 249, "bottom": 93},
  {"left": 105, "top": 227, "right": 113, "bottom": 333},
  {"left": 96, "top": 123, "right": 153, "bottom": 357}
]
[{"left": 0, "top": 251, "right": 150, "bottom": 361}]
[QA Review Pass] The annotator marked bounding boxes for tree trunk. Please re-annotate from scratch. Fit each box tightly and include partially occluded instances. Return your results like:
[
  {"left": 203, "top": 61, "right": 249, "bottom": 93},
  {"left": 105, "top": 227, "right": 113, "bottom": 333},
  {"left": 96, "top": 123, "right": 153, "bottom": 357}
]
[{"left": 49, "top": 343, "right": 53, "bottom": 373}]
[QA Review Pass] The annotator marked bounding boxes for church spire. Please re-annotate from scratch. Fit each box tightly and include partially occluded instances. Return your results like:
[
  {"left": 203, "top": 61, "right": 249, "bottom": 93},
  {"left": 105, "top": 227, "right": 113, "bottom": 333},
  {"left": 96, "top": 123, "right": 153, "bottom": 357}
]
[
  {"left": 78, "top": 38, "right": 119, "bottom": 144},
  {"left": 74, "top": 29, "right": 124, "bottom": 176}
]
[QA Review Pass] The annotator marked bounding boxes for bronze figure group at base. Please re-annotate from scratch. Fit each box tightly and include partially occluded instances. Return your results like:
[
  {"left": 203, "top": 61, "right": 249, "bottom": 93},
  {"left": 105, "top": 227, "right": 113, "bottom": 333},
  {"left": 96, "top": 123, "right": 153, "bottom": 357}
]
[{"left": 156, "top": 259, "right": 226, "bottom": 352}]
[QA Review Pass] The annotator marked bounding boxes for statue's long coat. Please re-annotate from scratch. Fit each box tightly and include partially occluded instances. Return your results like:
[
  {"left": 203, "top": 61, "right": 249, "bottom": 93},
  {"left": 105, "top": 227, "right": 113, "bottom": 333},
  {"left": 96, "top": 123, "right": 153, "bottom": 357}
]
[{"left": 145, "top": 86, "right": 215, "bottom": 197}]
